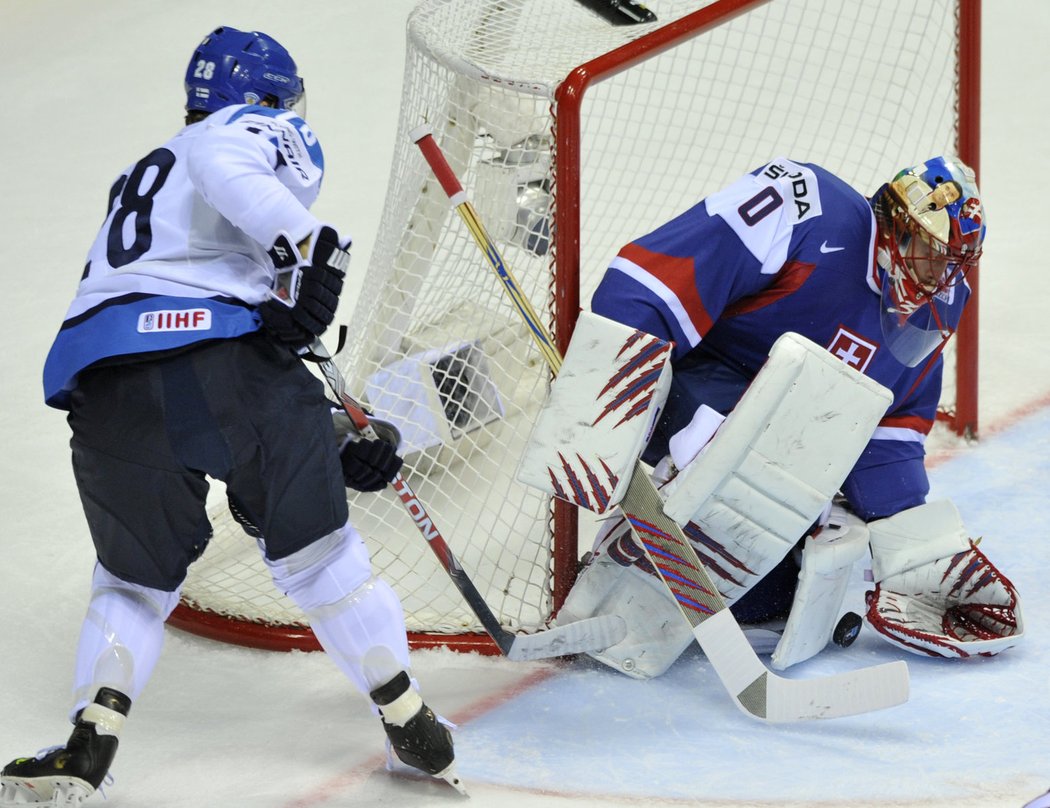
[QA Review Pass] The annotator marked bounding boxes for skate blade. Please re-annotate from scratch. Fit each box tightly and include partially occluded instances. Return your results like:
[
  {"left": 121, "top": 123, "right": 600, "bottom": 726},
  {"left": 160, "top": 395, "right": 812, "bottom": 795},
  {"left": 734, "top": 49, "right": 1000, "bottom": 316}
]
[
  {"left": 434, "top": 762, "right": 468, "bottom": 796},
  {"left": 382, "top": 743, "right": 467, "bottom": 796},
  {"left": 0, "top": 777, "right": 93, "bottom": 806}
]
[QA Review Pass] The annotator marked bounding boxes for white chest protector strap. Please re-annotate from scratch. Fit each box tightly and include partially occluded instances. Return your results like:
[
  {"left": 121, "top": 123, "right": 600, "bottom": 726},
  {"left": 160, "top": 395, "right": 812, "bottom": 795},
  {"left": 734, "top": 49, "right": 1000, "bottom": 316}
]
[{"left": 661, "top": 332, "right": 892, "bottom": 604}]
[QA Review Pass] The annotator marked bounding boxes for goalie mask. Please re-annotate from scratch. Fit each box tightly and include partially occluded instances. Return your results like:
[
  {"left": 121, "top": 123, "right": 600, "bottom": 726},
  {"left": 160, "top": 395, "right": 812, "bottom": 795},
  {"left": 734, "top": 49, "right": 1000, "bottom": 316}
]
[
  {"left": 874, "top": 156, "right": 985, "bottom": 366},
  {"left": 184, "top": 26, "right": 306, "bottom": 118}
]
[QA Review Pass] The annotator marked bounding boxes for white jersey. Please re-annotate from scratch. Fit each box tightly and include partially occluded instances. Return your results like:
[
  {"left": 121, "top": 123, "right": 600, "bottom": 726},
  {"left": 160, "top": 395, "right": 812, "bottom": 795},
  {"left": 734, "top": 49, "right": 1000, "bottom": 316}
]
[{"left": 43, "top": 104, "right": 328, "bottom": 409}]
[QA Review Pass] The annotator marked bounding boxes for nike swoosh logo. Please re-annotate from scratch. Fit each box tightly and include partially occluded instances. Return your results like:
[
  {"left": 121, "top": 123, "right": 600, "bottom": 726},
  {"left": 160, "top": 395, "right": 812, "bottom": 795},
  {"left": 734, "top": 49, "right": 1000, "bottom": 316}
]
[{"left": 820, "top": 241, "right": 845, "bottom": 254}]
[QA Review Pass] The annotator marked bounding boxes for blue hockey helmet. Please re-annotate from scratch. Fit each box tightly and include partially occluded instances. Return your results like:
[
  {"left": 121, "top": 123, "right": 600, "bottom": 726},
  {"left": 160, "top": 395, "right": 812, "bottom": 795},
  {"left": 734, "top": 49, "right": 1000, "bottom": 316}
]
[
  {"left": 184, "top": 26, "right": 305, "bottom": 117},
  {"left": 874, "top": 156, "right": 985, "bottom": 366}
]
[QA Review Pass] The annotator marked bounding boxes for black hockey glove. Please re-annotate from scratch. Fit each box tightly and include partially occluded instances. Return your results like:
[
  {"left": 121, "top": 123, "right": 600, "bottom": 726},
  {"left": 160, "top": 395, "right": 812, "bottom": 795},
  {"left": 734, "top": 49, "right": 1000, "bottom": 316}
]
[
  {"left": 335, "top": 412, "right": 404, "bottom": 492},
  {"left": 260, "top": 225, "right": 350, "bottom": 349}
]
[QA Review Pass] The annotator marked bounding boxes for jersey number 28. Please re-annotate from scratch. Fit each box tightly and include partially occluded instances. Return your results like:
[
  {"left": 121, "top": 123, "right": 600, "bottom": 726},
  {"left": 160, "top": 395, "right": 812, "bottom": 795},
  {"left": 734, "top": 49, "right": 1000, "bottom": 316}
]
[{"left": 106, "top": 148, "right": 176, "bottom": 268}]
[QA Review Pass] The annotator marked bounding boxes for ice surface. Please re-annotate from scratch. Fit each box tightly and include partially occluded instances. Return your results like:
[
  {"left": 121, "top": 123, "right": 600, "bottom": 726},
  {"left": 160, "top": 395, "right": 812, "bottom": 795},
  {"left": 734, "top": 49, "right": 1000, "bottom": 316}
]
[{"left": 2, "top": 2, "right": 1048, "bottom": 806}]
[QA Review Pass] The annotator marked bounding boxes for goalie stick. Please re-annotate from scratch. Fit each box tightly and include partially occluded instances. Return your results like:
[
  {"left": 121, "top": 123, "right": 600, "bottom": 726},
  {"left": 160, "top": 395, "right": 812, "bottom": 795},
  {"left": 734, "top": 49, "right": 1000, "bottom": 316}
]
[
  {"left": 411, "top": 123, "right": 910, "bottom": 721},
  {"left": 301, "top": 336, "right": 627, "bottom": 662}
]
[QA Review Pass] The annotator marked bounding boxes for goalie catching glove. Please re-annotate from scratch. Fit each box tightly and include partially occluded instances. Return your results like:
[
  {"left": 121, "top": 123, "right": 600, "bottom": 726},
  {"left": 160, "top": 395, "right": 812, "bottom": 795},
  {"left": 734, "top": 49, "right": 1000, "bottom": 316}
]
[
  {"left": 261, "top": 224, "right": 350, "bottom": 349},
  {"left": 332, "top": 409, "right": 404, "bottom": 492},
  {"left": 865, "top": 499, "right": 1023, "bottom": 658}
]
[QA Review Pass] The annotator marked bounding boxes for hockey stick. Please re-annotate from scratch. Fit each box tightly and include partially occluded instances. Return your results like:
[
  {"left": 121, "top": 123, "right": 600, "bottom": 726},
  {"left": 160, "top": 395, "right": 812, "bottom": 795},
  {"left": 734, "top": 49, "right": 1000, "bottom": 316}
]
[
  {"left": 411, "top": 123, "right": 909, "bottom": 721},
  {"left": 302, "top": 336, "right": 626, "bottom": 662}
]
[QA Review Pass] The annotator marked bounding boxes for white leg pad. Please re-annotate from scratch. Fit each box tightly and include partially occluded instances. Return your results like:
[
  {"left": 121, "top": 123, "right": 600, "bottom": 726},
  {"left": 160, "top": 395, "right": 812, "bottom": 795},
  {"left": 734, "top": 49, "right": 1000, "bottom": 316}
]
[
  {"left": 266, "top": 524, "right": 411, "bottom": 693},
  {"left": 71, "top": 563, "right": 180, "bottom": 719},
  {"left": 558, "top": 533, "right": 693, "bottom": 680},
  {"left": 661, "top": 332, "right": 892, "bottom": 603},
  {"left": 771, "top": 505, "right": 869, "bottom": 669}
]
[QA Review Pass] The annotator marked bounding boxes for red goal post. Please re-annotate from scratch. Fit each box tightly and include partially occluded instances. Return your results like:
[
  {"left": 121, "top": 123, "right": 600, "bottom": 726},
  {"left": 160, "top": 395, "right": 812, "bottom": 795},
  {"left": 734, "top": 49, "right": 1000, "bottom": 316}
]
[{"left": 169, "top": 0, "right": 982, "bottom": 653}]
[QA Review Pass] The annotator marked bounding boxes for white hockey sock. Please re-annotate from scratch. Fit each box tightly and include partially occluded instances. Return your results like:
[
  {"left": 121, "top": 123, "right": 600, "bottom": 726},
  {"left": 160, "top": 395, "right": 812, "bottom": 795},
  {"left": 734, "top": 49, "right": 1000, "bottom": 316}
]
[
  {"left": 266, "top": 524, "right": 412, "bottom": 694},
  {"left": 307, "top": 577, "right": 413, "bottom": 693},
  {"left": 70, "top": 563, "right": 180, "bottom": 720}
]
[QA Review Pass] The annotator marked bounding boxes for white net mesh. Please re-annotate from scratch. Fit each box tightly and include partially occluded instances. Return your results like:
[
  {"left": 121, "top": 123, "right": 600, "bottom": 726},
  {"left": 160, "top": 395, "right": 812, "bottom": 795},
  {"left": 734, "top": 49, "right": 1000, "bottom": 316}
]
[{"left": 178, "top": 0, "right": 967, "bottom": 644}]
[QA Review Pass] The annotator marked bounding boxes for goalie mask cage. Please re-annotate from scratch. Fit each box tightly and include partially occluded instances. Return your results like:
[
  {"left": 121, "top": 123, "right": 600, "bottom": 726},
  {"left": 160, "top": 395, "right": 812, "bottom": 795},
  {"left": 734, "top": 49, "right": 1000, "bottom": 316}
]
[{"left": 169, "top": 0, "right": 982, "bottom": 653}]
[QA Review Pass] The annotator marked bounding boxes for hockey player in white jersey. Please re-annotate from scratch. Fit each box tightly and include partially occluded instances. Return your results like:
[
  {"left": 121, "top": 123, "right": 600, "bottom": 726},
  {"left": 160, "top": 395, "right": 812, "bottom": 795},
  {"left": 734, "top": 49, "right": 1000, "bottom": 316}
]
[{"left": 0, "top": 26, "right": 460, "bottom": 805}]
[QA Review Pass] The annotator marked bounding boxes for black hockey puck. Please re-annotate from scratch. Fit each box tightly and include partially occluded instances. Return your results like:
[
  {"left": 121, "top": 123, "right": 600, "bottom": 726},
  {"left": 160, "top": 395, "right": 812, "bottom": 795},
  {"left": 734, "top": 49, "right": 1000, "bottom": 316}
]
[{"left": 833, "top": 612, "right": 863, "bottom": 647}]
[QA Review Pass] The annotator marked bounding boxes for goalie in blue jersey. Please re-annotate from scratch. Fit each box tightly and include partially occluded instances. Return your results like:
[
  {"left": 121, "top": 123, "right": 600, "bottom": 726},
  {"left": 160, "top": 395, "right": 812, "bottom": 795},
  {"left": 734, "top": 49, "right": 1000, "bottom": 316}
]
[
  {"left": 559, "top": 156, "right": 1023, "bottom": 678},
  {"left": 0, "top": 26, "right": 460, "bottom": 806}
]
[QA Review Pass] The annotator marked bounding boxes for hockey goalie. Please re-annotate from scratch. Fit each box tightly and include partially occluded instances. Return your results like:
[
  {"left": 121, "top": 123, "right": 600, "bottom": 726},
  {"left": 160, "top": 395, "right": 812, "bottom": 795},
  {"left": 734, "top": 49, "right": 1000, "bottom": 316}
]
[{"left": 519, "top": 155, "right": 1023, "bottom": 678}]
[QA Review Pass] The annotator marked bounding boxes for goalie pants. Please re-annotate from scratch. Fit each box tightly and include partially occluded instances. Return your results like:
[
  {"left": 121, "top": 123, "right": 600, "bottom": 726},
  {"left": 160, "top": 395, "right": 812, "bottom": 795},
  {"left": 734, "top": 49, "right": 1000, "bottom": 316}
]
[{"left": 67, "top": 332, "right": 349, "bottom": 591}]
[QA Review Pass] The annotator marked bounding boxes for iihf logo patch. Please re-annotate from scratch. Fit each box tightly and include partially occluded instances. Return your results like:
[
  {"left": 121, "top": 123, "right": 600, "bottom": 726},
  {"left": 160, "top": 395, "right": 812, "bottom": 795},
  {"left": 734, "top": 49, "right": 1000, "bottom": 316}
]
[
  {"left": 138, "top": 309, "right": 212, "bottom": 333},
  {"left": 827, "top": 327, "right": 877, "bottom": 372}
]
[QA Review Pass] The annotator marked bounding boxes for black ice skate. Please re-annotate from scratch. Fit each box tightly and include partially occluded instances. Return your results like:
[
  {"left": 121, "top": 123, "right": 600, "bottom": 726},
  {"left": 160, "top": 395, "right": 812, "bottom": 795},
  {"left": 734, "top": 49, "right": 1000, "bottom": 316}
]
[
  {"left": 0, "top": 687, "right": 131, "bottom": 806},
  {"left": 369, "top": 671, "right": 465, "bottom": 795}
]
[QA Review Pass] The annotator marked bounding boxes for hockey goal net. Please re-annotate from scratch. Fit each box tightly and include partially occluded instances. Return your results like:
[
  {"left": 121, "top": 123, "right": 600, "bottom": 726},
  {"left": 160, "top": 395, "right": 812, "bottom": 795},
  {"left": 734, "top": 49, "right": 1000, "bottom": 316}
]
[{"left": 169, "top": 0, "right": 981, "bottom": 652}]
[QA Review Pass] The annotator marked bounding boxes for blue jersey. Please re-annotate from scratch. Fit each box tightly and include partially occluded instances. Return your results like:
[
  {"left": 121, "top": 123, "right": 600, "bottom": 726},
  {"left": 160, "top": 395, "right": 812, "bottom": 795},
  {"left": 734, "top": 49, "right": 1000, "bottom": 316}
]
[
  {"left": 592, "top": 158, "right": 970, "bottom": 520},
  {"left": 43, "top": 104, "right": 327, "bottom": 410}
]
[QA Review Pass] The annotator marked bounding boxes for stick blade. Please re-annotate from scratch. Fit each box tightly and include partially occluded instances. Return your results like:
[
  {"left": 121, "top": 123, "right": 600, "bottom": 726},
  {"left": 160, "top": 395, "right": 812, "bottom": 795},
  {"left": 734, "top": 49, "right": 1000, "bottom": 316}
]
[
  {"left": 697, "top": 608, "right": 909, "bottom": 722},
  {"left": 505, "top": 615, "right": 627, "bottom": 661},
  {"left": 754, "top": 660, "right": 910, "bottom": 722}
]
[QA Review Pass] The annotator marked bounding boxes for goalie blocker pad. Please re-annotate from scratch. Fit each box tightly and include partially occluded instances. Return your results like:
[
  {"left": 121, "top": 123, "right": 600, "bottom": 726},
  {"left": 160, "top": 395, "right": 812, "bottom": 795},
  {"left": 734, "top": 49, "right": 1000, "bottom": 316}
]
[{"left": 517, "top": 311, "right": 672, "bottom": 514}]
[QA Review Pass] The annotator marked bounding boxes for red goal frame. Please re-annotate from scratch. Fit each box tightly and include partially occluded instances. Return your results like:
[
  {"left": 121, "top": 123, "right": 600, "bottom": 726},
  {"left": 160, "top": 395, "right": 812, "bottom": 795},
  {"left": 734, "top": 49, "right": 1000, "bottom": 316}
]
[
  {"left": 168, "top": 0, "right": 983, "bottom": 654},
  {"left": 548, "top": 0, "right": 983, "bottom": 612}
]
